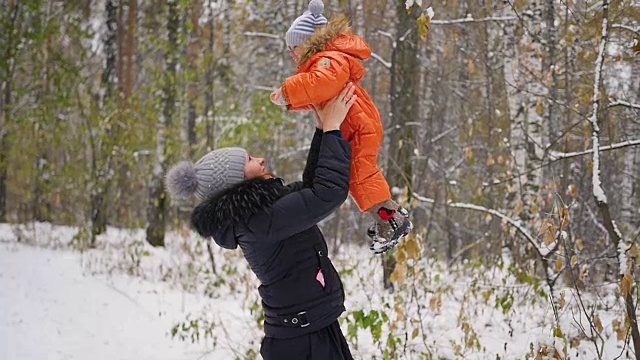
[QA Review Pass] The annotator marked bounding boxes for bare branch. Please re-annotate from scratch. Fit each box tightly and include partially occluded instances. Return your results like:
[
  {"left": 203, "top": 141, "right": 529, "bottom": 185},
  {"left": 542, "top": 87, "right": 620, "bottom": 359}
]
[
  {"left": 376, "top": 30, "right": 394, "bottom": 41},
  {"left": 244, "top": 32, "right": 281, "bottom": 40},
  {"left": 609, "top": 99, "right": 640, "bottom": 111},
  {"left": 412, "top": 193, "right": 541, "bottom": 254},
  {"left": 252, "top": 85, "right": 278, "bottom": 92},
  {"left": 429, "top": 126, "right": 458, "bottom": 144},
  {"left": 549, "top": 139, "right": 640, "bottom": 161},
  {"left": 370, "top": 52, "right": 392, "bottom": 69},
  {"left": 431, "top": 16, "right": 518, "bottom": 25},
  {"left": 399, "top": 28, "right": 412, "bottom": 42},
  {"left": 487, "top": 139, "right": 640, "bottom": 187},
  {"left": 611, "top": 24, "right": 640, "bottom": 36}
]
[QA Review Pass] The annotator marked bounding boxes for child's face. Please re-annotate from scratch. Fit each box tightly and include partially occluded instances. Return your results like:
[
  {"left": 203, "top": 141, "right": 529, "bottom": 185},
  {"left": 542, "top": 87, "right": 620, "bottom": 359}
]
[{"left": 288, "top": 46, "right": 300, "bottom": 63}]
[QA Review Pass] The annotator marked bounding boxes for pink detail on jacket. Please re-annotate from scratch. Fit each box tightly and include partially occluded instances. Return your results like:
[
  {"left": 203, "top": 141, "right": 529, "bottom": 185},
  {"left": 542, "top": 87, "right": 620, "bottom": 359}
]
[{"left": 316, "top": 269, "right": 326, "bottom": 288}]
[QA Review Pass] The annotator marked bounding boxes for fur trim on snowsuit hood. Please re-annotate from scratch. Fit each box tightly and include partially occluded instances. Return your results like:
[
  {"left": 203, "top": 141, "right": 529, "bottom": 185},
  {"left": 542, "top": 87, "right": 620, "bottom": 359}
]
[
  {"left": 191, "top": 177, "right": 291, "bottom": 249},
  {"left": 298, "top": 14, "right": 371, "bottom": 67}
]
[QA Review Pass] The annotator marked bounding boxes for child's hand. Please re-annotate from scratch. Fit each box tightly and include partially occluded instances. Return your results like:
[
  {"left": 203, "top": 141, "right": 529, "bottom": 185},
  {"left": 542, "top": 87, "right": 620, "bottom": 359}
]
[{"left": 270, "top": 88, "right": 288, "bottom": 106}]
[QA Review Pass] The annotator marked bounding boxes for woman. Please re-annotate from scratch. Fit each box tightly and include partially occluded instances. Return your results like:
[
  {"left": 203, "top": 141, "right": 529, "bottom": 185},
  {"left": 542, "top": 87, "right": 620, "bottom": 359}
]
[{"left": 166, "top": 84, "right": 357, "bottom": 359}]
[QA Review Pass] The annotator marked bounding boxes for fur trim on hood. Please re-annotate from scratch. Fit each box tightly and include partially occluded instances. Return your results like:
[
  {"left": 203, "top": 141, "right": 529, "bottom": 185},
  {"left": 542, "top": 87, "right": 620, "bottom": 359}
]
[
  {"left": 298, "top": 14, "right": 356, "bottom": 66},
  {"left": 191, "top": 177, "right": 291, "bottom": 248}
]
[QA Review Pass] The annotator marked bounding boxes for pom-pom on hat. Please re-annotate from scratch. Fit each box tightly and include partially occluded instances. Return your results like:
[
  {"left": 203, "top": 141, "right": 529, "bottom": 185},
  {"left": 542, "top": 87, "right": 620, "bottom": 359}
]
[
  {"left": 285, "top": 0, "right": 328, "bottom": 49},
  {"left": 166, "top": 147, "right": 247, "bottom": 201}
]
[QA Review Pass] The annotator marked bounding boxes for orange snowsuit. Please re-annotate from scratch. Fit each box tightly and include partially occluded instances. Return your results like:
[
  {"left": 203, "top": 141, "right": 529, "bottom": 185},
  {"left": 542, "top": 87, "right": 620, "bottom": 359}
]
[{"left": 281, "top": 16, "right": 390, "bottom": 212}]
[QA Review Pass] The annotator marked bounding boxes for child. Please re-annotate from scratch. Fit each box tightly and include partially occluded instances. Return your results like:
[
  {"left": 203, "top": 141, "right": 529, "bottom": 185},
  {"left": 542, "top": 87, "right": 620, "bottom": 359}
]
[{"left": 270, "top": 0, "right": 412, "bottom": 254}]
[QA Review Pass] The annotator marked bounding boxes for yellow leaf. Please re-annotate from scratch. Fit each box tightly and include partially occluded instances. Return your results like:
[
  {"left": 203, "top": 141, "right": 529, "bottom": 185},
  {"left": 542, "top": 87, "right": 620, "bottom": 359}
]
[
  {"left": 535, "top": 99, "right": 545, "bottom": 116},
  {"left": 405, "top": 236, "right": 421, "bottom": 260},
  {"left": 390, "top": 262, "right": 408, "bottom": 286},
  {"left": 558, "top": 291, "right": 566, "bottom": 309},
  {"left": 515, "top": 200, "right": 524, "bottom": 215},
  {"left": 416, "top": 14, "right": 431, "bottom": 40},
  {"left": 412, "top": 327, "right": 420, "bottom": 339},
  {"left": 430, "top": 294, "right": 442, "bottom": 313},
  {"left": 485, "top": 213, "right": 493, "bottom": 224},
  {"left": 613, "top": 319, "right": 627, "bottom": 341},
  {"left": 443, "top": 43, "right": 454, "bottom": 57},
  {"left": 629, "top": 243, "right": 640, "bottom": 259},
  {"left": 395, "top": 304, "right": 406, "bottom": 321},
  {"left": 558, "top": 207, "right": 569, "bottom": 228},
  {"left": 571, "top": 255, "right": 578, "bottom": 267},
  {"left": 555, "top": 257, "right": 563, "bottom": 272},
  {"left": 587, "top": 160, "right": 593, "bottom": 170},
  {"left": 468, "top": 60, "right": 476, "bottom": 75},
  {"left": 579, "top": 268, "right": 587, "bottom": 283},
  {"left": 576, "top": 239, "right": 584, "bottom": 251},
  {"left": 594, "top": 315, "right": 603, "bottom": 333},
  {"left": 542, "top": 218, "right": 557, "bottom": 245},
  {"left": 570, "top": 337, "right": 581, "bottom": 348},
  {"left": 482, "top": 290, "right": 492, "bottom": 303},
  {"left": 621, "top": 272, "right": 634, "bottom": 296},
  {"left": 395, "top": 248, "right": 407, "bottom": 264},
  {"left": 465, "top": 147, "right": 474, "bottom": 161},
  {"left": 486, "top": 154, "right": 495, "bottom": 166}
]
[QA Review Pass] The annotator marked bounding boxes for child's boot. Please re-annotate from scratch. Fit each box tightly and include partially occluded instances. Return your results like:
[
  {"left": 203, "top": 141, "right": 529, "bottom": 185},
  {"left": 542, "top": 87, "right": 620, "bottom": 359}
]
[{"left": 367, "top": 200, "right": 412, "bottom": 254}]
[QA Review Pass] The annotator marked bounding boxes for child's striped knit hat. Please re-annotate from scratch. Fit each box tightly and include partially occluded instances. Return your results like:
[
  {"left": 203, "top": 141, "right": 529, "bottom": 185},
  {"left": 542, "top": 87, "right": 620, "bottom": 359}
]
[{"left": 285, "top": 0, "right": 328, "bottom": 49}]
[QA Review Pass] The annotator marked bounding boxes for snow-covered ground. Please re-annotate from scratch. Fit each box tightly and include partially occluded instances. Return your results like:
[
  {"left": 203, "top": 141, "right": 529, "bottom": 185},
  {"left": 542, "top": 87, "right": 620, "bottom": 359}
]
[{"left": 0, "top": 223, "right": 635, "bottom": 359}]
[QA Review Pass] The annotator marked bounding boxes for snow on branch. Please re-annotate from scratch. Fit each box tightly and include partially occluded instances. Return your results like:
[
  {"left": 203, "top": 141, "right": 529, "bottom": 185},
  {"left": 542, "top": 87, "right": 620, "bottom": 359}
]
[
  {"left": 376, "top": 30, "right": 394, "bottom": 42},
  {"left": 252, "top": 85, "right": 278, "bottom": 92},
  {"left": 412, "top": 193, "right": 541, "bottom": 254},
  {"left": 588, "top": 0, "right": 609, "bottom": 205},
  {"left": 431, "top": 16, "right": 517, "bottom": 25},
  {"left": 244, "top": 32, "right": 281, "bottom": 40},
  {"left": 611, "top": 24, "right": 640, "bottom": 36},
  {"left": 609, "top": 99, "right": 640, "bottom": 110},
  {"left": 549, "top": 139, "right": 640, "bottom": 161},
  {"left": 370, "top": 52, "right": 392, "bottom": 69}
]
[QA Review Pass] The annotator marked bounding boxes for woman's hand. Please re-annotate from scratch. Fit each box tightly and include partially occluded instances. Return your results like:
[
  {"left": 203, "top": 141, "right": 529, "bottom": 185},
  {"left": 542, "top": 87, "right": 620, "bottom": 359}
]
[
  {"left": 314, "top": 83, "right": 357, "bottom": 132},
  {"left": 312, "top": 108, "right": 323, "bottom": 130}
]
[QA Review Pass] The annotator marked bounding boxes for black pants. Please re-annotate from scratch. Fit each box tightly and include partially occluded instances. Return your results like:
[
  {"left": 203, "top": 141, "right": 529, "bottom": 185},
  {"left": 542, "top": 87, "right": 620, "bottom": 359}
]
[{"left": 260, "top": 321, "right": 354, "bottom": 360}]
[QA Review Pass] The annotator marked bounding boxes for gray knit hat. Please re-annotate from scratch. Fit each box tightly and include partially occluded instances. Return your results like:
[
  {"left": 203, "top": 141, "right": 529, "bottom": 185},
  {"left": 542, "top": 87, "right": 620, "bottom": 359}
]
[
  {"left": 285, "top": 0, "right": 328, "bottom": 49},
  {"left": 166, "top": 147, "right": 247, "bottom": 201}
]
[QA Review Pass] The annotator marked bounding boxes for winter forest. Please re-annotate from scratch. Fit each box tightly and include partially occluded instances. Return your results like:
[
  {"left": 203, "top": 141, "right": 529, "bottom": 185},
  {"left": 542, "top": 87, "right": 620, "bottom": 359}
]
[{"left": 1, "top": 0, "right": 640, "bottom": 359}]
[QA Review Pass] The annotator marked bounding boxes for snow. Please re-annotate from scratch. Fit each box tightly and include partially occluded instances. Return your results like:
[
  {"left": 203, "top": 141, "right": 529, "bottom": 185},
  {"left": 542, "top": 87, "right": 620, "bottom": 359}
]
[
  {"left": 589, "top": 0, "right": 610, "bottom": 205},
  {"left": 426, "top": 7, "right": 435, "bottom": 19},
  {"left": 1, "top": 223, "right": 637, "bottom": 359}
]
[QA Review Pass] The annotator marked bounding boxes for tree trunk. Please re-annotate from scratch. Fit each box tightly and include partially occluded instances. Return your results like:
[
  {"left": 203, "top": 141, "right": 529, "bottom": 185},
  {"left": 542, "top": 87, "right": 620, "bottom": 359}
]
[
  {"left": 124, "top": 0, "right": 137, "bottom": 100},
  {"left": 588, "top": 2, "right": 640, "bottom": 356},
  {"left": 146, "top": 0, "right": 179, "bottom": 247},
  {"left": 620, "top": 32, "right": 640, "bottom": 233},
  {"left": 382, "top": 2, "right": 421, "bottom": 290},
  {"left": 204, "top": 0, "right": 216, "bottom": 152},
  {"left": 0, "top": 2, "right": 21, "bottom": 222},
  {"left": 91, "top": 0, "right": 119, "bottom": 243},
  {"left": 183, "top": 0, "right": 200, "bottom": 159}
]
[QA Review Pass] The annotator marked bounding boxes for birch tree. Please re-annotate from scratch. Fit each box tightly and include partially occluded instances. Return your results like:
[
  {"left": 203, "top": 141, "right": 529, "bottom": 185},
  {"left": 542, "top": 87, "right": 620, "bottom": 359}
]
[
  {"left": 88, "top": 0, "right": 119, "bottom": 243},
  {"left": 146, "top": 0, "right": 179, "bottom": 247},
  {"left": 588, "top": 0, "right": 640, "bottom": 354}
]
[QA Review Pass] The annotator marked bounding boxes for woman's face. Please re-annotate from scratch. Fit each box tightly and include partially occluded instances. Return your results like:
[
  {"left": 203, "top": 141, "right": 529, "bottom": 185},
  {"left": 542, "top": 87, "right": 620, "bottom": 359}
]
[{"left": 244, "top": 154, "right": 266, "bottom": 179}]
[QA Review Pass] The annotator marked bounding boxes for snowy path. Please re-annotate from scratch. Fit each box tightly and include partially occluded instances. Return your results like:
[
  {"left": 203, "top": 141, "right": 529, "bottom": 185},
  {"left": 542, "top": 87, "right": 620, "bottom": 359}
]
[{"left": 0, "top": 243, "right": 246, "bottom": 360}]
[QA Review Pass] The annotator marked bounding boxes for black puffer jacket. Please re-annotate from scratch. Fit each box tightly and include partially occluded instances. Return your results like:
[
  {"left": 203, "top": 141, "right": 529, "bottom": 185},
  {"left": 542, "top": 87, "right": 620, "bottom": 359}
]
[{"left": 192, "top": 130, "right": 351, "bottom": 339}]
